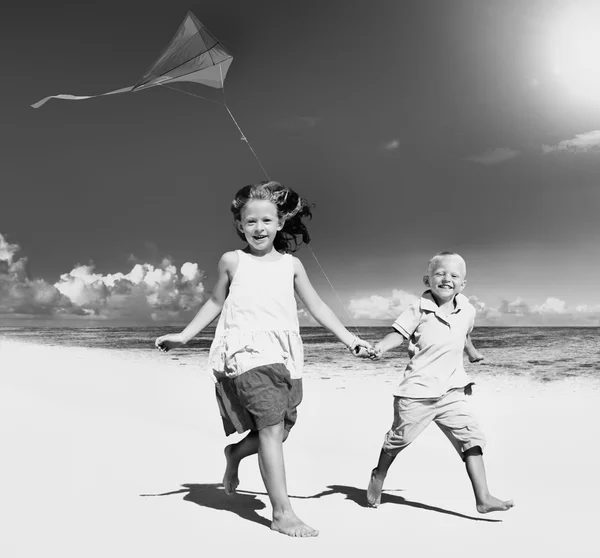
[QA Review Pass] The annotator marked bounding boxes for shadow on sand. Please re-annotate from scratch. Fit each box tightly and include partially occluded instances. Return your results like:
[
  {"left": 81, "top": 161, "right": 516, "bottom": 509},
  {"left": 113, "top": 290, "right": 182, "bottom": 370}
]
[
  {"left": 308, "top": 484, "right": 501, "bottom": 522},
  {"left": 141, "top": 482, "right": 500, "bottom": 526},
  {"left": 141, "top": 483, "right": 271, "bottom": 528}
]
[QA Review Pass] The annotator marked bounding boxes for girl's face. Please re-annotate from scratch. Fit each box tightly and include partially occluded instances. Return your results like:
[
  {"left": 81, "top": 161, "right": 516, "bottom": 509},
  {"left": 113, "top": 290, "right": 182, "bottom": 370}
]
[{"left": 238, "top": 200, "right": 283, "bottom": 254}]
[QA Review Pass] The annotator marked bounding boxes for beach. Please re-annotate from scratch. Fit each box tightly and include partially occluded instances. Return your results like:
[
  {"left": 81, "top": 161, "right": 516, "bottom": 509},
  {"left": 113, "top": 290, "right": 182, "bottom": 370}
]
[{"left": 1, "top": 337, "right": 599, "bottom": 557}]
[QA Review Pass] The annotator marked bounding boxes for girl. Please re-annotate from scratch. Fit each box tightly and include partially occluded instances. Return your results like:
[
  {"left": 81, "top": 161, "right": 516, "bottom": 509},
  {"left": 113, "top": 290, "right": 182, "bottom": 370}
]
[{"left": 155, "top": 180, "right": 372, "bottom": 538}]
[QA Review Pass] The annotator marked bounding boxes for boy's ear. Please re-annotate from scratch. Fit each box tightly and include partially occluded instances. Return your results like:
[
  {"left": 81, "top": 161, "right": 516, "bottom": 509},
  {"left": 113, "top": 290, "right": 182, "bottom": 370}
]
[
  {"left": 423, "top": 275, "right": 430, "bottom": 287},
  {"left": 458, "top": 278, "right": 467, "bottom": 292}
]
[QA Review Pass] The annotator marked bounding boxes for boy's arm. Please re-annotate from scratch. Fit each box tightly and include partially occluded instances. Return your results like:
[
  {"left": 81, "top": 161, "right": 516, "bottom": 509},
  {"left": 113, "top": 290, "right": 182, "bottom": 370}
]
[
  {"left": 373, "top": 330, "right": 406, "bottom": 357},
  {"left": 464, "top": 332, "right": 484, "bottom": 363}
]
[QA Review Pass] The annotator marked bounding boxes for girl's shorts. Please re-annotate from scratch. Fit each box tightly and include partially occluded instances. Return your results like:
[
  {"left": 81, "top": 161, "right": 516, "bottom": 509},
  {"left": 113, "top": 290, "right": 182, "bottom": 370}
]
[{"left": 214, "top": 363, "right": 303, "bottom": 435}]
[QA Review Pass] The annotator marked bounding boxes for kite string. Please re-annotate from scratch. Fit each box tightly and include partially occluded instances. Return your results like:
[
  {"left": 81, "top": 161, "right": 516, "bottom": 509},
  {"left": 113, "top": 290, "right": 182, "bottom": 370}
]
[
  {"left": 223, "top": 103, "right": 271, "bottom": 181},
  {"left": 167, "top": 69, "right": 362, "bottom": 338},
  {"left": 224, "top": 107, "right": 362, "bottom": 335},
  {"left": 160, "top": 83, "right": 222, "bottom": 105},
  {"left": 160, "top": 80, "right": 270, "bottom": 181},
  {"left": 306, "top": 244, "right": 362, "bottom": 336},
  {"left": 219, "top": 65, "right": 270, "bottom": 181}
]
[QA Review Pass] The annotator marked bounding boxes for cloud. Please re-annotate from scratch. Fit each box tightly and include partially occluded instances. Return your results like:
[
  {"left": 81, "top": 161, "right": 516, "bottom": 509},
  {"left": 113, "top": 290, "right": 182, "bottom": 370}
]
[
  {"left": 533, "top": 297, "right": 566, "bottom": 314},
  {"left": 345, "top": 288, "right": 600, "bottom": 326},
  {"left": 465, "top": 147, "right": 520, "bottom": 165},
  {"left": 299, "top": 116, "right": 319, "bottom": 128},
  {"left": 1, "top": 233, "right": 75, "bottom": 316},
  {"left": 277, "top": 116, "right": 320, "bottom": 130},
  {"left": 348, "top": 289, "right": 418, "bottom": 320},
  {"left": 475, "top": 296, "right": 600, "bottom": 326},
  {"left": 0, "top": 232, "right": 206, "bottom": 322},
  {"left": 542, "top": 130, "right": 600, "bottom": 154},
  {"left": 383, "top": 139, "right": 400, "bottom": 151}
]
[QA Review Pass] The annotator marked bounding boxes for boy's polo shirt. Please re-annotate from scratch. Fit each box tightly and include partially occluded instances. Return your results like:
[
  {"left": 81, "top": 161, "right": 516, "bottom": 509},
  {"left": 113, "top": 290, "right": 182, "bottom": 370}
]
[{"left": 392, "top": 291, "right": 476, "bottom": 399}]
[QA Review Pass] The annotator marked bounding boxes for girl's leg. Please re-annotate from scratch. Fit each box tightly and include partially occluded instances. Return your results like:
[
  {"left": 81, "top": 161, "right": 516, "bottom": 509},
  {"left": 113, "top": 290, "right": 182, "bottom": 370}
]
[
  {"left": 464, "top": 447, "right": 514, "bottom": 513},
  {"left": 223, "top": 429, "right": 289, "bottom": 494},
  {"left": 258, "top": 421, "right": 318, "bottom": 537}
]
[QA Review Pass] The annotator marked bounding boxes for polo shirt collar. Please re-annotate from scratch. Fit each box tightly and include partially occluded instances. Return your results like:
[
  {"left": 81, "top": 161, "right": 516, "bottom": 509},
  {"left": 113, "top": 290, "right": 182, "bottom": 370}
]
[{"left": 420, "top": 290, "right": 468, "bottom": 316}]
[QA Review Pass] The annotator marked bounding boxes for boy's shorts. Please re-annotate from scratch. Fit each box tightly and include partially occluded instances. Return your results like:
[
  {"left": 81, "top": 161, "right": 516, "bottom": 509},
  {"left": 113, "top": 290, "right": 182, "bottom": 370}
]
[
  {"left": 382, "top": 388, "right": 486, "bottom": 460},
  {"left": 214, "top": 363, "right": 303, "bottom": 435}
]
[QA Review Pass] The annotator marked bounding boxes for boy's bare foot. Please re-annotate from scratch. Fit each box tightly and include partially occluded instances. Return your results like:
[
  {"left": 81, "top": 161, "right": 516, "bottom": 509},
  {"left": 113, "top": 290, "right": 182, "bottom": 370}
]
[
  {"left": 223, "top": 445, "right": 240, "bottom": 495},
  {"left": 476, "top": 496, "right": 515, "bottom": 514},
  {"left": 366, "top": 468, "right": 384, "bottom": 508},
  {"left": 271, "top": 511, "right": 319, "bottom": 537},
  {"left": 469, "top": 353, "right": 484, "bottom": 363}
]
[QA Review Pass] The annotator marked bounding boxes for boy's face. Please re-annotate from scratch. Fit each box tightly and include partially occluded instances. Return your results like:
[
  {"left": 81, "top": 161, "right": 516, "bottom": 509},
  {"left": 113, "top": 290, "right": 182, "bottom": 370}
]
[{"left": 423, "top": 256, "right": 467, "bottom": 304}]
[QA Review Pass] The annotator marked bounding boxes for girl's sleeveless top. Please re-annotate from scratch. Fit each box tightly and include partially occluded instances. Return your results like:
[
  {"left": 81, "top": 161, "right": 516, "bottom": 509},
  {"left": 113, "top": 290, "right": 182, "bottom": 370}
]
[{"left": 208, "top": 250, "right": 304, "bottom": 380}]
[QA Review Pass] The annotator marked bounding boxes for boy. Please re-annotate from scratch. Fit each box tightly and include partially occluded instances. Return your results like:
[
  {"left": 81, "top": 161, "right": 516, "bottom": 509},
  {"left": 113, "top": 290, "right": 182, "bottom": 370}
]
[{"left": 366, "top": 252, "right": 513, "bottom": 513}]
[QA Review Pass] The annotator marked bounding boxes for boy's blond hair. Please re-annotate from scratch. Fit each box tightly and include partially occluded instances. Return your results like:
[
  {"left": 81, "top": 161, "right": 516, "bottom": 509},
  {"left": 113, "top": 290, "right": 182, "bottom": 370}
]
[{"left": 427, "top": 252, "right": 467, "bottom": 276}]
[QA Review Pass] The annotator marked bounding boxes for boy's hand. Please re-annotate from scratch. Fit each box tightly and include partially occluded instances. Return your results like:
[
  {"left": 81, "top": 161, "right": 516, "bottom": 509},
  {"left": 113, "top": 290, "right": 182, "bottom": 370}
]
[
  {"left": 468, "top": 352, "right": 484, "bottom": 363},
  {"left": 369, "top": 345, "right": 383, "bottom": 360},
  {"left": 155, "top": 333, "right": 186, "bottom": 353}
]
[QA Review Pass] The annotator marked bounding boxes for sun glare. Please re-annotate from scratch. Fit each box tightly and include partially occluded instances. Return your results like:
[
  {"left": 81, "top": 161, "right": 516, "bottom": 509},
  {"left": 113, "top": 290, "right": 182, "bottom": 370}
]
[{"left": 549, "top": 2, "right": 600, "bottom": 102}]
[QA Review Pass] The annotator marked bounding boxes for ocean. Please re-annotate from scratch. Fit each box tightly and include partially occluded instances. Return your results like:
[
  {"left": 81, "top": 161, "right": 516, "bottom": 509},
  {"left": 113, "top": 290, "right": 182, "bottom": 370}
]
[{"left": 1, "top": 326, "right": 598, "bottom": 383}]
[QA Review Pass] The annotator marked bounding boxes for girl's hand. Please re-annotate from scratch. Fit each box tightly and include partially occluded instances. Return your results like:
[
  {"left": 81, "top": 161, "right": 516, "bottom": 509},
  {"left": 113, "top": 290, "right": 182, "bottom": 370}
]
[
  {"left": 155, "top": 333, "right": 187, "bottom": 353},
  {"left": 349, "top": 337, "right": 374, "bottom": 358}
]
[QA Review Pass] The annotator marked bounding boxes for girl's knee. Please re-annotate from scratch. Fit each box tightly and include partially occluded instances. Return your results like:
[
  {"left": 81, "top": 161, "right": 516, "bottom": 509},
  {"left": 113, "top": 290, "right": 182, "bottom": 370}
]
[{"left": 258, "top": 420, "right": 286, "bottom": 439}]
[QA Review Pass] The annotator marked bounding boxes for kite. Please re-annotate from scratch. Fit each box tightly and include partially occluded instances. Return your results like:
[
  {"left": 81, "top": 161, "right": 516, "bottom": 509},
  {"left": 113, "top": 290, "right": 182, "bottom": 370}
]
[
  {"left": 31, "top": 11, "right": 268, "bottom": 176},
  {"left": 30, "top": 11, "right": 359, "bottom": 333},
  {"left": 31, "top": 12, "right": 233, "bottom": 109}
]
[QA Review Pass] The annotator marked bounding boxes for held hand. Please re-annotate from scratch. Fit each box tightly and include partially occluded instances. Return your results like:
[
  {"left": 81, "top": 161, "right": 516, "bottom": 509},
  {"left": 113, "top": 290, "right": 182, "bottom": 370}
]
[
  {"left": 350, "top": 338, "right": 379, "bottom": 359},
  {"left": 155, "top": 333, "right": 186, "bottom": 353},
  {"left": 368, "top": 344, "right": 383, "bottom": 360}
]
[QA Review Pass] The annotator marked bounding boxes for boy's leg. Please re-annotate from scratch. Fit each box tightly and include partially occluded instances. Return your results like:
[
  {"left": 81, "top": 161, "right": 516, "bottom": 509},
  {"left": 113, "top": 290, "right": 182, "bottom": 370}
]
[
  {"left": 224, "top": 429, "right": 289, "bottom": 494},
  {"left": 434, "top": 390, "right": 514, "bottom": 513},
  {"left": 464, "top": 448, "right": 514, "bottom": 513},
  {"left": 367, "top": 397, "right": 434, "bottom": 507},
  {"left": 258, "top": 421, "right": 318, "bottom": 537},
  {"left": 367, "top": 449, "right": 397, "bottom": 507}
]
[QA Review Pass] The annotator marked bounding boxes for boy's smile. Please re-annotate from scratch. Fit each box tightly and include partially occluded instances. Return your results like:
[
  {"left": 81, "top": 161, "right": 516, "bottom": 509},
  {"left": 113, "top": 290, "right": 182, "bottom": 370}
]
[{"left": 424, "top": 256, "right": 467, "bottom": 304}]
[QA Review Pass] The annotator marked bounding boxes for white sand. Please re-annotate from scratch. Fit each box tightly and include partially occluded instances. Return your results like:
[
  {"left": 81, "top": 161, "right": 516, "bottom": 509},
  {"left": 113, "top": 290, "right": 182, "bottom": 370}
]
[{"left": 1, "top": 338, "right": 599, "bottom": 557}]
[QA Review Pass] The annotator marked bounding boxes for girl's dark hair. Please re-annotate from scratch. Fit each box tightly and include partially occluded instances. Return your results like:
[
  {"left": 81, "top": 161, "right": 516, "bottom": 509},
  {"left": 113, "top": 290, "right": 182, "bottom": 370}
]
[{"left": 231, "top": 180, "right": 312, "bottom": 253}]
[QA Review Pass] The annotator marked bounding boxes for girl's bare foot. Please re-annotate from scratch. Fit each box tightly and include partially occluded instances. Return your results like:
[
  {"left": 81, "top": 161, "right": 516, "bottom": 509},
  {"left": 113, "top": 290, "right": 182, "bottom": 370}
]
[
  {"left": 271, "top": 511, "right": 319, "bottom": 537},
  {"left": 477, "top": 496, "right": 515, "bottom": 513},
  {"left": 223, "top": 445, "right": 240, "bottom": 495},
  {"left": 366, "top": 468, "right": 384, "bottom": 508}
]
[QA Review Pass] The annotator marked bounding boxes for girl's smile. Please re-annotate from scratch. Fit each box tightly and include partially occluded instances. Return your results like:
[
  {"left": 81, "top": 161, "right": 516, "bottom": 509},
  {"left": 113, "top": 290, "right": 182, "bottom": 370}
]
[{"left": 238, "top": 200, "right": 283, "bottom": 255}]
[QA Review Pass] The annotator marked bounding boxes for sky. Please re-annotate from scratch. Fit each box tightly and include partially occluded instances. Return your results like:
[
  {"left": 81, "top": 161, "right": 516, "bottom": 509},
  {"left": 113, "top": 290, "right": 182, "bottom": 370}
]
[{"left": 1, "top": 0, "right": 600, "bottom": 327}]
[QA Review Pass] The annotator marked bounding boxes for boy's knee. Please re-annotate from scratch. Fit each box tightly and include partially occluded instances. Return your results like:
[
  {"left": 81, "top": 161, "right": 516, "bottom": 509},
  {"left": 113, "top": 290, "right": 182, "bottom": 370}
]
[{"left": 462, "top": 445, "right": 483, "bottom": 460}]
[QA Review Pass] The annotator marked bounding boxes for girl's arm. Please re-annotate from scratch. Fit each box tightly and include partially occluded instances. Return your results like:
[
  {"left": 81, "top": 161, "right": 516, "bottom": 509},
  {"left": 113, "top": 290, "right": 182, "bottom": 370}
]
[
  {"left": 293, "top": 257, "right": 367, "bottom": 350},
  {"left": 156, "top": 252, "right": 235, "bottom": 349}
]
